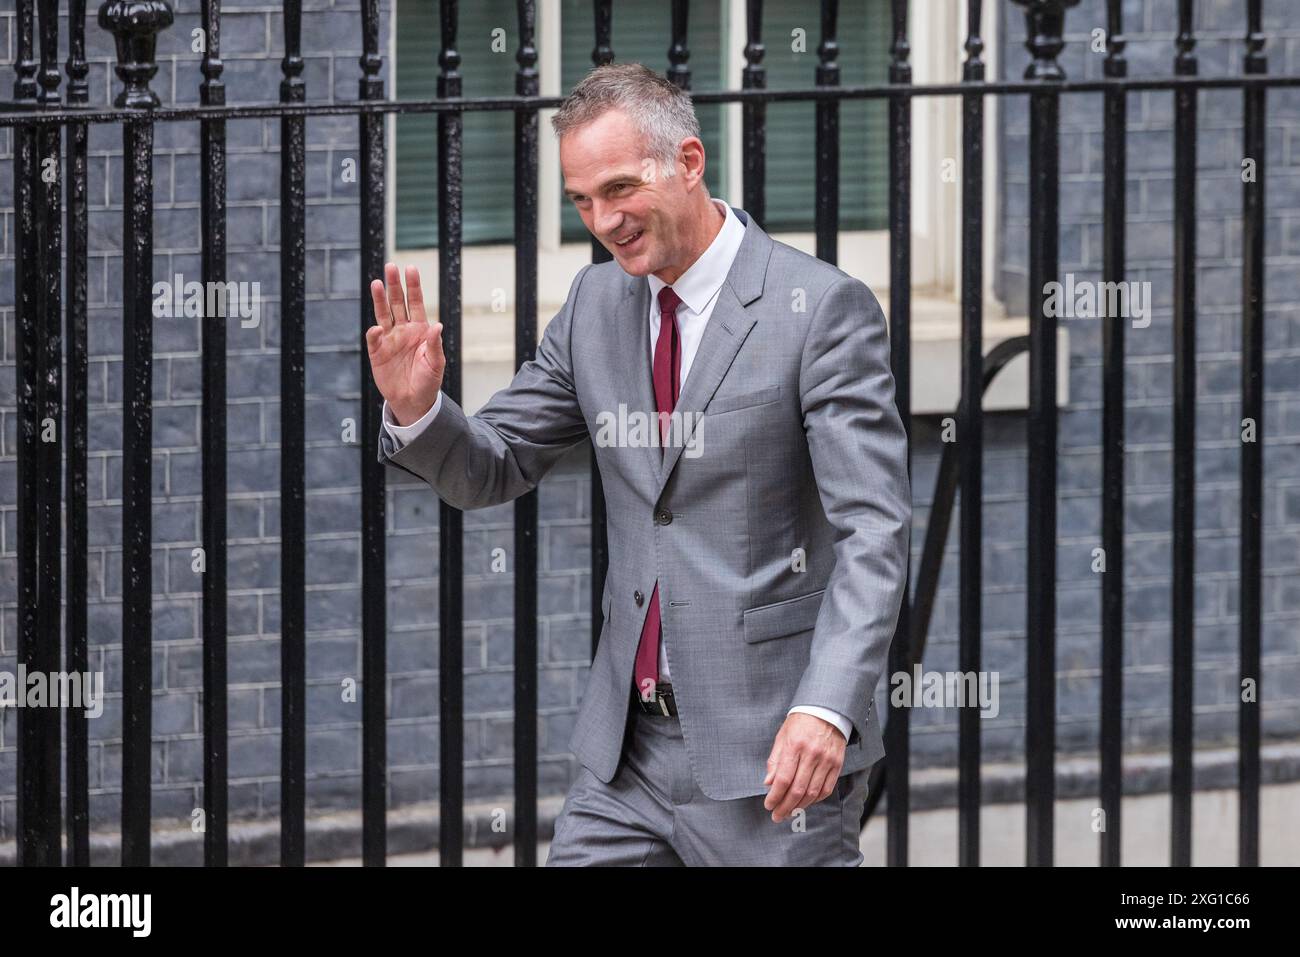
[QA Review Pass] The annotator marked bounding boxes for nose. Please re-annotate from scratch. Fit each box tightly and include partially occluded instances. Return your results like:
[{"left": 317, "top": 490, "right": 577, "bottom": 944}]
[{"left": 592, "top": 198, "right": 624, "bottom": 240}]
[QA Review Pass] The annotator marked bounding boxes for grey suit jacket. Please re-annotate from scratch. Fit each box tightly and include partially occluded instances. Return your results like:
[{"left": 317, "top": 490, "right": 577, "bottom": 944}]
[{"left": 378, "top": 206, "right": 911, "bottom": 801}]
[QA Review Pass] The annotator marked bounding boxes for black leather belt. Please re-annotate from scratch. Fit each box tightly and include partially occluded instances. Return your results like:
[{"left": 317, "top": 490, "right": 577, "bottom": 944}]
[{"left": 631, "top": 682, "right": 678, "bottom": 717}]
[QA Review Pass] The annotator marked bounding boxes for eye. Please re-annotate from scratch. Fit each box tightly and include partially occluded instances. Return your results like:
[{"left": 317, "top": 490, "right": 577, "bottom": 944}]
[{"left": 610, "top": 182, "right": 629, "bottom": 195}]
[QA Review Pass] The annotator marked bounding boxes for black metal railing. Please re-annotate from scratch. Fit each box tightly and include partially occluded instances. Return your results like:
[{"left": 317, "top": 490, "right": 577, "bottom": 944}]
[{"left": 1, "top": 0, "right": 1291, "bottom": 867}]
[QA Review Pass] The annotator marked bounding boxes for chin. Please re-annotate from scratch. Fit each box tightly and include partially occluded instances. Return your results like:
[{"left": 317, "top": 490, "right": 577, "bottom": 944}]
[{"left": 617, "top": 256, "right": 654, "bottom": 277}]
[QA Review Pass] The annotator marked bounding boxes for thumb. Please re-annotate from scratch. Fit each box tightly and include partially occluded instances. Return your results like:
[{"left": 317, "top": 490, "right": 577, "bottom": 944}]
[{"left": 365, "top": 324, "right": 383, "bottom": 356}]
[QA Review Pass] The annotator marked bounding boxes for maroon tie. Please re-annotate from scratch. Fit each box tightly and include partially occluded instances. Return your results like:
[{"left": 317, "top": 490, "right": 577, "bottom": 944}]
[{"left": 634, "top": 286, "right": 682, "bottom": 701}]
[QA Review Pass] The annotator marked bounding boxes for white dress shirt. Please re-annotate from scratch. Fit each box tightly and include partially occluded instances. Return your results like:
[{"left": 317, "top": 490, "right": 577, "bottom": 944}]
[{"left": 382, "top": 197, "right": 854, "bottom": 743}]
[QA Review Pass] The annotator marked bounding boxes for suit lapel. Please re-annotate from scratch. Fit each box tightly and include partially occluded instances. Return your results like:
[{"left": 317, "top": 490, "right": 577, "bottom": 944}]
[
  {"left": 614, "top": 206, "right": 775, "bottom": 502},
  {"left": 618, "top": 278, "right": 663, "bottom": 490}
]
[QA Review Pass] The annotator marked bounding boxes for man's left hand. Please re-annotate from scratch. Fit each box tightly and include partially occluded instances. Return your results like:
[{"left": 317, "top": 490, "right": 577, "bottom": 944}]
[{"left": 763, "top": 712, "right": 847, "bottom": 823}]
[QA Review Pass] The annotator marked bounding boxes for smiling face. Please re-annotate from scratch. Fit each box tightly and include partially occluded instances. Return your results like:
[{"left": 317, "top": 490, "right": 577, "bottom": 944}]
[{"left": 560, "top": 108, "right": 718, "bottom": 284}]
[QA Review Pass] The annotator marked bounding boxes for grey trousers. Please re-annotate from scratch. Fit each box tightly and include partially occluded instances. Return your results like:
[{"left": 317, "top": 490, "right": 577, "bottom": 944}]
[{"left": 546, "top": 701, "right": 869, "bottom": 866}]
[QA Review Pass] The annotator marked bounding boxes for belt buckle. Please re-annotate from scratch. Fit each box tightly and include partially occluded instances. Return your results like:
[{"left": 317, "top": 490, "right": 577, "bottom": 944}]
[{"left": 634, "top": 683, "right": 674, "bottom": 716}]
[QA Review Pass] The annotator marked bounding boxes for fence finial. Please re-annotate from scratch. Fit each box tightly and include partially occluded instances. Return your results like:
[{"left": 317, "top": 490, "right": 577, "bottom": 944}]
[
  {"left": 1104, "top": 0, "right": 1126, "bottom": 76},
  {"left": 1244, "top": 0, "right": 1265, "bottom": 74},
  {"left": 1010, "top": 0, "right": 1080, "bottom": 81},
  {"left": 890, "top": 0, "right": 910, "bottom": 84},
  {"left": 97, "top": 0, "right": 174, "bottom": 108}
]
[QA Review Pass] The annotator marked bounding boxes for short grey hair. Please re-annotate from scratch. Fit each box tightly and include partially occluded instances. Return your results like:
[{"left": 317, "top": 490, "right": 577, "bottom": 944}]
[{"left": 551, "top": 63, "right": 702, "bottom": 178}]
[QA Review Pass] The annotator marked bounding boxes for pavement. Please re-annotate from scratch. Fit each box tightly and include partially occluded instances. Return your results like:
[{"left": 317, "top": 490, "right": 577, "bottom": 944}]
[{"left": 313, "top": 780, "right": 1300, "bottom": 866}]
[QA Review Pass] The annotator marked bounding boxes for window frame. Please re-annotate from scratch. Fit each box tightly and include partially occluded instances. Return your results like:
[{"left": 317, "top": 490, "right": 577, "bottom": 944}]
[{"left": 383, "top": 1, "right": 1039, "bottom": 416}]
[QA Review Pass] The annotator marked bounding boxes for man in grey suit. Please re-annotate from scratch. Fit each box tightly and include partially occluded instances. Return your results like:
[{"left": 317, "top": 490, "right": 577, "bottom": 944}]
[{"left": 366, "top": 63, "right": 910, "bottom": 866}]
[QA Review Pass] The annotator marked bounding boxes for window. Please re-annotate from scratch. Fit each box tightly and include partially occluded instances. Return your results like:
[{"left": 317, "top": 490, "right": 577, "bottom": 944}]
[
  {"left": 394, "top": 0, "right": 518, "bottom": 248},
  {"left": 744, "top": 1, "right": 890, "bottom": 232},
  {"left": 394, "top": 0, "right": 892, "bottom": 249},
  {"left": 386, "top": 1, "right": 1033, "bottom": 417},
  {"left": 557, "top": 0, "right": 727, "bottom": 242}
]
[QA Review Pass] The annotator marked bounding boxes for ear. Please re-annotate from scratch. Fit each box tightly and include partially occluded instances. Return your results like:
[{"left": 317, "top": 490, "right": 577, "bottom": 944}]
[{"left": 677, "top": 136, "right": 706, "bottom": 188}]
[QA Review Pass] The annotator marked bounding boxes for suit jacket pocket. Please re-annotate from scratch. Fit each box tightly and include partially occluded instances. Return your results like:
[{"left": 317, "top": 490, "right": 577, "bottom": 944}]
[
  {"left": 707, "top": 383, "right": 781, "bottom": 416},
  {"left": 742, "top": 587, "right": 826, "bottom": 643}
]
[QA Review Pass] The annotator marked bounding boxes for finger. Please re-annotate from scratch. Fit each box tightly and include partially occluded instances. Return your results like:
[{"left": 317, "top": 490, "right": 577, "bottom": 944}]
[
  {"left": 370, "top": 279, "right": 391, "bottom": 330},
  {"left": 365, "top": 324, "right": 392, "bottom": 366},
  {"left": 405, "top": 265, "right": 427, "bottom": 324},
  {"left": 764, "top": 746, "right": 800, "bottom": 813},
  {"left": 801, "top": 763, "right": 834, "bottom": 811},
  {"left": 764, "top": 737, "right": 783, "bottom": 788},
  {"left": 385, "top": 262, "right": 409, "bottom": 324},
  {"left": 774, "top": 752, "right": 816, "bottom": 821},
  {"left": 763, "top": 723, "right": 787, "bottom": 787},
  {"left": 418, "top": 322, "right": 443, "bottom": 374}
]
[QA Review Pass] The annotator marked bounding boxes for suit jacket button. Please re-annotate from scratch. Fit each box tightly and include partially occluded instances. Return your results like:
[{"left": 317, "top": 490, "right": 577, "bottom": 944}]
[
  {"left": 654, "top": 507, "right": 672, "bottom": 525},
  {"left": 634, "top": 590, "right": 644, "bottom": 606}
]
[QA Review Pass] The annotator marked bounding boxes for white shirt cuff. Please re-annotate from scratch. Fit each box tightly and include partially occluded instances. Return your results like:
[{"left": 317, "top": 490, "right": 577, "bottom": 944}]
[
  {"left": 788, "top": 705, "right": 854, "bottom": 742},
  {"left": 382, "top": 393, "right": 442, "bottom": 449}
]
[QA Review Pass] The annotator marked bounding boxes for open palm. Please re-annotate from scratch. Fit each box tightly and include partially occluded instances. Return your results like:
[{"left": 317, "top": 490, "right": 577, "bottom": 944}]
[{"left": 366, "top": 263, "right": 444, "bottom": 426}]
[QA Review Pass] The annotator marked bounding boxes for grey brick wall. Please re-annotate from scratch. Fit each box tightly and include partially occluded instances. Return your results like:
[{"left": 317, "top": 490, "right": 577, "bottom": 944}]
[{"left": 2, "top": 0, "right": 1300, "bottom": 845}]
